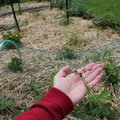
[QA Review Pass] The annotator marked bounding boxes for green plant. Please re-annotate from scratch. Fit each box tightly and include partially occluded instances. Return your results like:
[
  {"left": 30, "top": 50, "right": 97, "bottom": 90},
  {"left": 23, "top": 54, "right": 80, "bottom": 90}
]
[
  {"left": 8, "top": 56, "right": 22, "bottom": 72},
  {"left": 56, "top": 0, "right": 65, "bottom": 9},
  {"left": 58, "top": 47, "right": 77, "bottom": 59},
  {"left": 32, "top": 12, "right": 40, "bottom": 18},
  {"left": 59, "top": 17, "right": 70, "bottom": 26},
  {"left": 72, "top": 90, "right": 120, "bottom": 120},
  {"left": 49, "top": 71, "right": 57, "bottom": 85},
  {"left": 28, "top": 81, "right": 43, "bottom": 102},
  {"left": 3, "top": 31, "right": 22, "bottom": 49},
  {"left": 103, "top": 60, "right": 119, "bottom": 84},
  {"left": 0, "top": 97, "right": 13, "bottom": 113},
  {"left": 67, "top": 33, "right": 87, "bottom": 47},
  {"left": 91, "top": 50, "right": 119, "bottom": 84},
  {"left": 91, "top": 50, "right": 113, "bottom": 62},
  {"left": 29, "top": 81, "right": 42, "bottom": 92},
  {"left": 13, "top": 106, "right": 27, "bottom": 116}
]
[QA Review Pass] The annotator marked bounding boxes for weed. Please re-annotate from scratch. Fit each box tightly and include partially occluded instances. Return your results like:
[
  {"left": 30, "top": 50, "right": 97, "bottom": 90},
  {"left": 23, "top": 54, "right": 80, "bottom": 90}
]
[
  {"left": 56, "top": 0, "right": 65, "bottom": 9},
  {"left": 34, "top": 93, "right": 43, "bottom": 102},
  {"left": 0, "top": 97, "right": 13, "bottom": 113},
  {"left": 29, "top": 81, "right": 42, "bottom": 92},
  {"left": 59, "top": 17, "right": 70, "bottom": 26},
  {"left": 32, "top": 12, "right": 40, "bottom": 18},
  {"left": 91, "top": 50, "right": 112, "bottom": 62},
  {"left": 8, "top": 56, "right": 22, "bottom": 72},
  {"left": 103, "top": 60, "right": 119, "bottom": 84},
  {"left": 13, "top": 106, "right": 27, "bottom": 116},
  {"left": 91, "top": 50, "right": 119, "bottom": 84},
  {"left": 28, "top": 81, "right": 43, "bottom": 102},
  {"left": 72, "top": 90, "right": 120, "bottom": 120},
  {"left": 67, "top": 33, "right": 87, "bottom": 47},
  {"left": 49, "top": 71, "right": 57, "bottom": 85},
  {"left": 58, "top": 47, "right": 77, "bottom": 59},
  {"left": 3, "top": 31, "right": 22, "bottom": 49}
]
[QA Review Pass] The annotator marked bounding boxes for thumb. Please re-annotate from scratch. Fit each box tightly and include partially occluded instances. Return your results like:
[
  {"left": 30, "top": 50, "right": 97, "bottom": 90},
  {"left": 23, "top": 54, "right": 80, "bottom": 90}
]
[{"left": 56, "top": 65, "right": 71, "bottom": 77}]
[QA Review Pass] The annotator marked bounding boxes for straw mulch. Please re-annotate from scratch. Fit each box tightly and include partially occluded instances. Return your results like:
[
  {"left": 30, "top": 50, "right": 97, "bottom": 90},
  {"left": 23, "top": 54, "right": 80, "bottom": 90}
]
[{"left": 0, "top": 1, "right": 120, "bottom": 120}]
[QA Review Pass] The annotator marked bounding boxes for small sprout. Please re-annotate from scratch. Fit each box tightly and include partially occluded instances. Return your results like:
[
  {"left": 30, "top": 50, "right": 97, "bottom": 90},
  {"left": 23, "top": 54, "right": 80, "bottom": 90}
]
[{"left": 8, "top": 56, "right": 22, "bottom": 72}]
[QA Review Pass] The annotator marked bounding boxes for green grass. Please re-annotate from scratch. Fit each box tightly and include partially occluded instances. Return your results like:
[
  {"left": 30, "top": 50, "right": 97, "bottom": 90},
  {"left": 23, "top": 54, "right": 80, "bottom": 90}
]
[
  {"left": 57, "top": 0, "right": 120, "bottom": 30},
  {"left": 83, "top": 0, "right": 120, "bottom": 23}
]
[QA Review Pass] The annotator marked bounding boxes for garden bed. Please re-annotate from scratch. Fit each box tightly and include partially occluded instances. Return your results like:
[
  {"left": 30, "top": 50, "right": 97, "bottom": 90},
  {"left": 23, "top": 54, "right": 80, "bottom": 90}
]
[{"left": 0, "top": 1, "right": 120, "bottom": 120}]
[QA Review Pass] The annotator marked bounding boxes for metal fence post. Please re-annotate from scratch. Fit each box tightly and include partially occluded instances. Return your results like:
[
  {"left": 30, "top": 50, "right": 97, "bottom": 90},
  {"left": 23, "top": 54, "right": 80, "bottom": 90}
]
[{"left": 10, "top": 0, "right": 20, "bottom": 32}]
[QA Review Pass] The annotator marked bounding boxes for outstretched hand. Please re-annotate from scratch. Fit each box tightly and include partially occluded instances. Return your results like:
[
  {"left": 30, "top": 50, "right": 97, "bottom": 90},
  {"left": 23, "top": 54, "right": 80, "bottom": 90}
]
[{"left": 54, "top": 63, "right": 103, "bottom": 105}]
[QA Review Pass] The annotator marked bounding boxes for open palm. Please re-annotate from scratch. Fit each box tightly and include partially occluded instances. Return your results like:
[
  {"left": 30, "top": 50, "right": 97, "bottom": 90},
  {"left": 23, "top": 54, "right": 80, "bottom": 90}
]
[{"left": 54, "top": 63, "right": 103, "bottom": 105}]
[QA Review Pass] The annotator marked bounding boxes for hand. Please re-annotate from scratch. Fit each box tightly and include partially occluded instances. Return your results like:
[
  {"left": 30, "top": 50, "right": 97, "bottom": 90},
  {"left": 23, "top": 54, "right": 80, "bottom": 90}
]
[{"left": 53, "top": 63, "right": 103, "bottom": 105}]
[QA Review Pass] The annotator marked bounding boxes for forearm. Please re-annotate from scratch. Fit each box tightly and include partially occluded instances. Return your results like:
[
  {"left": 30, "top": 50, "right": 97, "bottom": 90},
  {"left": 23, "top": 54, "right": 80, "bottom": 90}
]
[{"left": 13, "top": 87, "right": 74, "bottom": 120}]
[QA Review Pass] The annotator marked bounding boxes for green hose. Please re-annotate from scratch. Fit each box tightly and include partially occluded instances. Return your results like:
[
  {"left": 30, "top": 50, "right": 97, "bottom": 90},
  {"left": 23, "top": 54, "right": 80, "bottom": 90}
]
[{"left": 0, "top": 40, "right": 23, "bottom": 72}]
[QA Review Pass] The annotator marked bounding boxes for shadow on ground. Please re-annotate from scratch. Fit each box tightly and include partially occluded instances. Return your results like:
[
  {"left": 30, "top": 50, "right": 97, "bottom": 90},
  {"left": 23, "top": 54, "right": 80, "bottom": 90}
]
[{"left": 0, "top": 5, "right": 49, "bottom": 17}]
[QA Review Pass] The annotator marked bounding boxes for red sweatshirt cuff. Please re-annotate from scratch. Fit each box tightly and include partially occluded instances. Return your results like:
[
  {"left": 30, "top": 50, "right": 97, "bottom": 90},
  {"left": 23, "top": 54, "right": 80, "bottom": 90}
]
[{"left": 31, "top": 87, "right": 74, "bottom": 118}]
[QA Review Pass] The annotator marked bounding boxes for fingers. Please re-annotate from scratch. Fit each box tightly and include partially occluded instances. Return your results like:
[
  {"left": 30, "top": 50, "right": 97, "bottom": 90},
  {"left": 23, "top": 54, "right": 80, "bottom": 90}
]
[
  {"left": 86, "top": 67, "right": 102, "bottom": 83},
  {"left": 88, "top": 74, "right": 102, "bottom": 88},
  {"left": 56, "top": 65, "right": 71, "bottom": 77},
  {"left": 83, "top": 64, "right": 102, "bottom": 78},
  {"left": 77, "top": 62, "right": 96, "bottom": 73}
]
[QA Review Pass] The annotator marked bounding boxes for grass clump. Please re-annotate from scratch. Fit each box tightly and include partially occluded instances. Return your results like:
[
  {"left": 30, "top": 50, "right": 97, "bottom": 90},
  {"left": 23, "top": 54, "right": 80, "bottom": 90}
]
[
  {"left": 32, "top": 12, "right": 40, "bottom": 18},
  {"left": 3, "top": 31, "right": 22, "bottom": 49},
  {"left": 67, "top": 33, "right": 87, "bottom": 47},
  {"left": 8, "top": 56, "right": 22, "bottom": 72},
  {"left": 58, "top": 47, "right": 77, "bottom": 59},
  {"left": 0, "top": 97, "right": 14, "bottom": 113},
  {"left": 32, "top": 12, "right": 46, "bottom": 20}
]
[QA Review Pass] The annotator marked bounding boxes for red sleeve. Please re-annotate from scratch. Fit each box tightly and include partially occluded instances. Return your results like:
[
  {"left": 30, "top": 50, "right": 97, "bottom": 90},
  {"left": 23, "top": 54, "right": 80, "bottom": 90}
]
[{"left": 13, "top": 87, "right": 74, "bottom": 120}]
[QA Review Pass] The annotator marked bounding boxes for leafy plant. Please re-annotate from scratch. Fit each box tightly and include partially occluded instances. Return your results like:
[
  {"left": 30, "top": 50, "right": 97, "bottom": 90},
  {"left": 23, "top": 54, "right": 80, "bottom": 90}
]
[
  {"left": 3, "top": 31, "right": 22, "bottom": 49},
  {"left": 29, "top": 81, "right": 42, "bottom": 92},
  {"left": 103, "top": 60, "right": 119, "bottom": 84},
  {"left": 56, "top": 0, "right": 65, "bottom": 9},
  {"left": 58, "top": 47, "right": 77, "bottom": 59},
  {"left": 72, "top": 90, "right": 120, "bottom": 120},
  {"left": 8, "top": 56, "right": 22, "bottom": 72},
  {"left": 28, "top": 81, "right": 43, "bottom": 102},
  {"left": 91, "top": 50, "right": 119, "bottom": 84},
  {"left": 0, "top": 97, "right": 13, "bottom": 113}
]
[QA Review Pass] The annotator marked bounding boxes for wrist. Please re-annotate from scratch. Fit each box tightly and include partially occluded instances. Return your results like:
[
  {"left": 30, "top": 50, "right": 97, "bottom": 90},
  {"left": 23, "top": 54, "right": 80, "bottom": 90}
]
[{"left": 54, "top": 86, "right": 76, "bottom": 106}]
